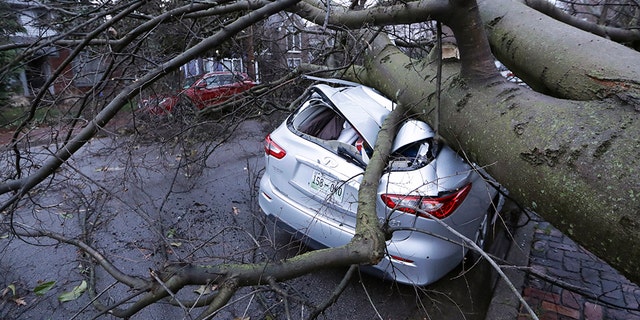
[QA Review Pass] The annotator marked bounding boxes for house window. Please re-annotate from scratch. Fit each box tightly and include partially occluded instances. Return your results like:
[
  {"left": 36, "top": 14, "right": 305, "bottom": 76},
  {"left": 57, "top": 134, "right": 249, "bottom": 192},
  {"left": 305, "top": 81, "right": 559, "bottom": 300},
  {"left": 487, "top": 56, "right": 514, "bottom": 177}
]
[
  {"left": 287, "top": 58, "right": 301, "bottom": 69},
  {"left": 72, "top": 52, "right": 105, "bottom": 87},
  {"left": 287, "top": 32, "right": 302, "bottom": 52}
]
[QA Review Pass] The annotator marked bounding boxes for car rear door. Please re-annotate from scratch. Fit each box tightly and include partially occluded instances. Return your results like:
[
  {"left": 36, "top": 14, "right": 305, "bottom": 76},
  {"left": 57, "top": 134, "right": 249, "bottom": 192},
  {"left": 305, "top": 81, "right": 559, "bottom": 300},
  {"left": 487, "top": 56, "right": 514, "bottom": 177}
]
[
  {"left": 198, "top": 74, "right": 225, "bottom": 104},
  {"left": 200, "top": 74, "right": 247, "bottom": 105}
]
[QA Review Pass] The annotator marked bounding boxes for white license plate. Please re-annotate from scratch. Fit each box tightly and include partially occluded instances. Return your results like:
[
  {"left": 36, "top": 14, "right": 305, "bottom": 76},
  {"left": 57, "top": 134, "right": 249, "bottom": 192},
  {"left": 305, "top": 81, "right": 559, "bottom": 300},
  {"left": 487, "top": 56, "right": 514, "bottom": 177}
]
[{"left": 309, "top": 171, "right": 345, "bottom": 202}]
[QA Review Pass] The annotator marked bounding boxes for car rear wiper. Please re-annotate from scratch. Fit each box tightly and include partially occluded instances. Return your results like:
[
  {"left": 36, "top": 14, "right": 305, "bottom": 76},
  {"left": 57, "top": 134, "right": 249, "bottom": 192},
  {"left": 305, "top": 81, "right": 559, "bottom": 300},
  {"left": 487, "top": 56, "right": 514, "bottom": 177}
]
[{"left": 337, "top": 146, "right": 367, "bottom": 169}]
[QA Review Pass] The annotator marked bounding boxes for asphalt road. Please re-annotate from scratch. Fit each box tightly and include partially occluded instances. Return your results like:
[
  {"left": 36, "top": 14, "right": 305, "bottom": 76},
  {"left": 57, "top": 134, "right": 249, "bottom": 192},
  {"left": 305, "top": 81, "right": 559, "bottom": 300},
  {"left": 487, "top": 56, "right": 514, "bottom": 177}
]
[{"left": 0, "top": 118, "right": 503, "bottom": 319}]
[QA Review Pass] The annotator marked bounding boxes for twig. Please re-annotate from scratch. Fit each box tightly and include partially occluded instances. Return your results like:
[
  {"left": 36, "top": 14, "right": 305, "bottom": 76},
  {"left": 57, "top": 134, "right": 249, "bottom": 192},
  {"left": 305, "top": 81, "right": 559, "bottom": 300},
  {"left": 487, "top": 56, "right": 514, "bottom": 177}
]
[
  {"left": 389, "top": 208, "right": 539, "bottom": 320},
  {"left": 307, "top": 265, "right": 358, "bottom": 319}
]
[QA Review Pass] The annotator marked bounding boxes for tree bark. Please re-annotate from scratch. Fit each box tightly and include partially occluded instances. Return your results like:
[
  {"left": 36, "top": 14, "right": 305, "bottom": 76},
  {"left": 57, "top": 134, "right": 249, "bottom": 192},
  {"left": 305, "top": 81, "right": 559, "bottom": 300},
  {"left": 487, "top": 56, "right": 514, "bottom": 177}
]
[
  {"left": 301, "top": 0, "right": 640, "bottom": 284},
  {"left": 478, "top": 0, "right": 640, "bottom": 105},
  {"left": 521, "top": 0, "right": 640, "bottom": 45},
  {"left": 354, "top": 31, "right": 640, "bottom": 284}
]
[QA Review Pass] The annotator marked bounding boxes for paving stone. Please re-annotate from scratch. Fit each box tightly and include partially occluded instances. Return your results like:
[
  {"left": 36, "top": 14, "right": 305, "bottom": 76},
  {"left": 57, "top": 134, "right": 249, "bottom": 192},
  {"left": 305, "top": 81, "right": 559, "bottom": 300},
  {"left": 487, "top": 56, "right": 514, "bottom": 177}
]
[
  {"left": 584, "top": 302, "right": 603, "bottom": 320},
  {"left": 528, "top": 277, "right": 547, "bottom": 290},
  {"left": 550, "top": 285, "right": 563, "bottom": 295},
  {"left": 622, "top": 285, "right": 640, "bottom": 309},
  {"left": 547, "top": 228, "right": 564, "bottom": 238},
  {"left": 531, "top": 265, "right": 547, "bottom": 275},
  {"left": 601, "top": 280, "right": 624, "bottom": 300},
  {"left": 540, "top": 312, "right": 560, "bottom": 320},
  {"left": 561, "top": 235, "right": 576, "bottom": 246},
  {"left": 535, "top": 234, "right": 563, "bottom": 243},
  {"left": 533, "top": 224, "right": 562, "bottom": 238},
  {"left": 541, "top": 300, "right": 580, "bottom": 319},
  {"left": 561, "top": 290, "right": 583, "bottom": 309},
  {"left": 601, "top": 270, "right": 628, "bottom": 282},
  {"left": 523, "top": 219, "right": 640, "bottom": 320},
  {"left": 547, "top": 249, "right": 564, "bottom": 262},
  {"left": 564, "top": 250, "right": 592, "bottom": 261},
  {"left": 563, "top": 257, "right": 581, "bottom": 273},
  {"left": 533, "top": 240, "right": 548, "bottom": 252},
  {"left": 599, "top": 294, "right": 626, "bottom": 308},
  {"left": 548, "top": 268, "right": 582, "bottom": 282},
  {"left": 605, "top": 308, "right": 640, "bottom": 320},
  {"left": 623, "top": 291, "right": 640, "bottom": 310},
  {"left": 532, "top": 256, "right": 561, "bottom": 269},
  {"left": 535, "top": 221, "right": 551, "bottom": 230},
  {"left": 582, "top": 259, "right": 614, "bottom": 272},
  {"left": 581, "top": 268, "right": 601, "bottom": 285},
  {"left": 524, "top": 287, "right": 562, "bottom": 304},
  {"left": 548, "top": 242, "right": 578, "bottom": 252}
]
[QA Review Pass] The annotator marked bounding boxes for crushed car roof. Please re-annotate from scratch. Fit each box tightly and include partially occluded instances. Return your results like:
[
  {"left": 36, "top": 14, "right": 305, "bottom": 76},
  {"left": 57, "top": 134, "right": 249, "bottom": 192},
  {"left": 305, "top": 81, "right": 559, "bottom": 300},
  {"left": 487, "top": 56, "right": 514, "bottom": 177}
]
[{"left": 311, "top": 84, "right": 396, "bottom": 147}]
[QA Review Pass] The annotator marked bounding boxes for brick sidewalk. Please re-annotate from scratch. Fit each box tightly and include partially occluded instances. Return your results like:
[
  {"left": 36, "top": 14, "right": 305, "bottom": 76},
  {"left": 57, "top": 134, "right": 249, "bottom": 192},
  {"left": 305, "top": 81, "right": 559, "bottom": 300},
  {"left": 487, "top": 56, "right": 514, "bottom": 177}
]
[{"left": 520, "top": 220, "right": 640, "bottom": 320}]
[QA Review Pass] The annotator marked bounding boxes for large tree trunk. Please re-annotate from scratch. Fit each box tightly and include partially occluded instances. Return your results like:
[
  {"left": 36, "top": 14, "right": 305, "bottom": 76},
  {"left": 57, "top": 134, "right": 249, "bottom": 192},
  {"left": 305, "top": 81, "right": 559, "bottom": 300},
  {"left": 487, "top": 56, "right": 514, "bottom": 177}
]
[
  {"left": 350, "top": 2, "right": 640, "bottom": 283},
  {"left": 478, "top": 0, "right": 640, "bottom": 104}
]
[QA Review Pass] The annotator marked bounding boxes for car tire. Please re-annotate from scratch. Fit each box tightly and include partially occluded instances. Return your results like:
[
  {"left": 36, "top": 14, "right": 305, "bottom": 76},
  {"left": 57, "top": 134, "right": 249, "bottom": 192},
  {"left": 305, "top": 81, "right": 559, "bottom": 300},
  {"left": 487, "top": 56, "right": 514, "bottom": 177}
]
[
  {"left": 474, "top": 214, "right": 490, "bottom": 251},
  {"left": 473, "top": 193, "right": 502, "bottom": 254}
]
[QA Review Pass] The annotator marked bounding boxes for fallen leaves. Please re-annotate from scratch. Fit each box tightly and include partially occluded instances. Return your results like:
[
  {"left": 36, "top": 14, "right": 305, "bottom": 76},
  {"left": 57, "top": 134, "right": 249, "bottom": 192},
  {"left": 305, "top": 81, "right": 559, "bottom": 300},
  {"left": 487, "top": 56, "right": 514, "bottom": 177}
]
[
  {"left": 2, "top": 284, "right": 27, "bottom": 306},
  {"left": 34, "top": 281, "right": 56, "bottom": 296},
  {"left": 58, "top": 280, "right": 87, "bottom": 302}
]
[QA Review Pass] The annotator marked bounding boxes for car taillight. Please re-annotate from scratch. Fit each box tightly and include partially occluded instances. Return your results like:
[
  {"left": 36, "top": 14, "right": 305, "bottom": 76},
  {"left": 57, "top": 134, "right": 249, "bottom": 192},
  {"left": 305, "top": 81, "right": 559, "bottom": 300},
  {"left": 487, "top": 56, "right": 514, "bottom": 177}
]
[
  {"left": 264, "top": 134, "right": 286, "bottom": 159},
  {"left": 381, "top": 183, "right": 472, "bottom": 219}
]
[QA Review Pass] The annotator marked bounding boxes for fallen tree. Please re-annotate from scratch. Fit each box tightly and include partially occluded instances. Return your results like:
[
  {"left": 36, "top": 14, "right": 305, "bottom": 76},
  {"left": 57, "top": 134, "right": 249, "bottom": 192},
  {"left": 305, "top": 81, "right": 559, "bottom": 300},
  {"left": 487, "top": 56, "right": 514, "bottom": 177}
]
[
  {"left": 296, "top": 0, "right": 640, "bottom": 282},
  {"left": 1, "top": 0, "right": 639, "bottom": 317}
]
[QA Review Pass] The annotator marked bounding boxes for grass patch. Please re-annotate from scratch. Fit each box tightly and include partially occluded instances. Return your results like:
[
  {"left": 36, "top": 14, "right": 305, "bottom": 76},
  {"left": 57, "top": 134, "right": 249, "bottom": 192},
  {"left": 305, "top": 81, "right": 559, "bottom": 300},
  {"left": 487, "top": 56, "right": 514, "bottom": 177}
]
[{"left": 0, "top": 105, "right": 61, "bottom": 129}]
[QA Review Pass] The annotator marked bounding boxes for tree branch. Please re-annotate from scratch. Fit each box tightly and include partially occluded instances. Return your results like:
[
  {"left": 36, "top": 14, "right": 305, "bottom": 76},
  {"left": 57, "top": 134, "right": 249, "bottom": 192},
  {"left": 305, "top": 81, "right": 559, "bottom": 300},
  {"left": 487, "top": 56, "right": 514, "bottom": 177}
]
[
  {"left": 0, "top": 0, "right": 303, "bottom": 204},
  {"left": 292, "top": 0, "right": 452, "bottom": 29},
  {"left": 524, "top": 0, "right": 640, "bottom": 44},
  {"left": 10, "top": 224, "right": 147, "bottom": 289}
]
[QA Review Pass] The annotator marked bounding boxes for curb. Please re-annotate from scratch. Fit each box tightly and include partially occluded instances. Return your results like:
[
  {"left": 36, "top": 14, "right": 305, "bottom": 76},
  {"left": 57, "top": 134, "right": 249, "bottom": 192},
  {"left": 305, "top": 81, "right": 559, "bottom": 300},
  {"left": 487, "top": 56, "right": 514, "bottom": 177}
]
[{"left": 485, "top": 210, "right": 536, "bottom": 320}]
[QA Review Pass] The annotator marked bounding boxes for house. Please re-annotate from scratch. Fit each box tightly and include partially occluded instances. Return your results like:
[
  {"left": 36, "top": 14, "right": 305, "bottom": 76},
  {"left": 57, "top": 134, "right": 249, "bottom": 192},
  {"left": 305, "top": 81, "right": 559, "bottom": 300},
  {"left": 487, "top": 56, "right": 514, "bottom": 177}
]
[
  {"left": 256, "top": 12, "right": 329, "bottom": 82},
  {"left": 177, "top": 12, "right": 329, "bottom": 85},
  {"left": 5, "top": 0, "right": 108, "bottom": 98},
  {"left": 7, "top": 0, "right": 64, "bottom": 97}
]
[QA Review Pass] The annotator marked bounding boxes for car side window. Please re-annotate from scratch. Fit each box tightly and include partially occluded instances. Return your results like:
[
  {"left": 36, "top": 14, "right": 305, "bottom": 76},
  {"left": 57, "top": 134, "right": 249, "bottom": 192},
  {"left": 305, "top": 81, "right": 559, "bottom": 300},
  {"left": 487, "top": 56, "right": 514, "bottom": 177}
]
[
  {"left": 233, "top": 75, "right": 245, "bottom": 82},
  {"left": 219, "top": 75, "right": 235, "bottom": 85},
  {"left": 205, "top": 76, "right": 220, "bottom": 88}
]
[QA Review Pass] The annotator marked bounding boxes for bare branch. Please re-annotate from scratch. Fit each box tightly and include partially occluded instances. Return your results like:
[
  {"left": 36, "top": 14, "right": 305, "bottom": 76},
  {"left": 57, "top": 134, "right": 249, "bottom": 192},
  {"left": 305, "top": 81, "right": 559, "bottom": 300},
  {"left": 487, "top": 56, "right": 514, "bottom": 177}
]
[
  {"left": 10, "top": 223, "right": 147, "bottom": 289},
  {"left": 293, "top": 0, "right": 452, "bottom": 28},
  {"left": 0, "top": 0, "right": 303, "bottom": 203},
  {"left": 525, "top": 0, "right": 640, "bottom": 43}
]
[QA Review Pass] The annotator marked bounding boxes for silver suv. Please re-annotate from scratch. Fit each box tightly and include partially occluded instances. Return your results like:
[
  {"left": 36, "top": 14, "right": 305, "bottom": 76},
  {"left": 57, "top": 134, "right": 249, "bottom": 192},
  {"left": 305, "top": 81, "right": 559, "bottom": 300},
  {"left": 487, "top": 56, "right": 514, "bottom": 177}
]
[{"left": 259, "top": 81, "right": 502, "bottom": 285}]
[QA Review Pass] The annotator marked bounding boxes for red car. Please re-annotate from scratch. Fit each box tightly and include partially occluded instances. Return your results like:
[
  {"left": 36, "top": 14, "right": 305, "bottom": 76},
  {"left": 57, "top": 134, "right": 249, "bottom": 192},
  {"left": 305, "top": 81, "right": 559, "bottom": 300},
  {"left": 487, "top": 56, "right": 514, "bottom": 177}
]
[
  {"left": 139, "top": 71, "right": 255, "bottom": 114},
  {"left": 182, "top": 71, "right": 255, "bottom": 109}
]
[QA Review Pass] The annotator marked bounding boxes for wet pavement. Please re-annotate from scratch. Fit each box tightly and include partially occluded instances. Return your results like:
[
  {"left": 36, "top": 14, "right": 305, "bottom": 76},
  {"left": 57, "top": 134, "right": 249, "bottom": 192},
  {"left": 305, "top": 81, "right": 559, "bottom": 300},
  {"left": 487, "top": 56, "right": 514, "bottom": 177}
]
[
  {"left": 487, "top": 210, "right": 640, "bottom": 320},
  {"left": 3, "top": 117, "right": 640, "bottom": 319},
  {"left": 0, "top": 119, "right": 495, "bottom": 319}
]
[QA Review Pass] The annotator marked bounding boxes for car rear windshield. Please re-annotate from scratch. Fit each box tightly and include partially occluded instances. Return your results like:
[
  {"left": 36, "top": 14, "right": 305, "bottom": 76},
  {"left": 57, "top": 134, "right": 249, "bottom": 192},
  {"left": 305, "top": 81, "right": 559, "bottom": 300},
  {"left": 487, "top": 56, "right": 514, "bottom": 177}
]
[
  {"left": 289, "top": 93, "right": 435, "bottom": 170},
  {"left": 388, "top": 139, "right": 437, "bottom": 171}
]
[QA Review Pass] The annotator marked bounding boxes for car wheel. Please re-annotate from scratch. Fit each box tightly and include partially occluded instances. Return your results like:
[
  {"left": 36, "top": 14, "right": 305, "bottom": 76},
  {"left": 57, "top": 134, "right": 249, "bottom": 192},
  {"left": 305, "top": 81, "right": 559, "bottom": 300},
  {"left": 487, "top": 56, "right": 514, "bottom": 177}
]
[
  {"left": 473, "top": 193, "right": 502, "bottom": 252},
  {"left": 474, "top": 213, "right": 490, "bottom": 250}
]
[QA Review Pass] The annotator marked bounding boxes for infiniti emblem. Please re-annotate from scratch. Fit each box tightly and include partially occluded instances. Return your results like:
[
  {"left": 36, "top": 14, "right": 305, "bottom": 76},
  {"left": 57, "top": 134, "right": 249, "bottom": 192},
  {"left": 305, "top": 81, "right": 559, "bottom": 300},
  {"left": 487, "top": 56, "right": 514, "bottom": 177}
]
[{"left": 320, "top": 157, "right": 338, "bottom": 168}]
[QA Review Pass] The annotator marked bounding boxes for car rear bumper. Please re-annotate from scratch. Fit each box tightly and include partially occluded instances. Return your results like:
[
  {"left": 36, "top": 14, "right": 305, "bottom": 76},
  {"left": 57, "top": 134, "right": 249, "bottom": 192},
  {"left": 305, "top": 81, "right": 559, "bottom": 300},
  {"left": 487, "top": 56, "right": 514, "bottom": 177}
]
[{"left": 259, "top": 174, "right": 466, "bottom": 286}]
